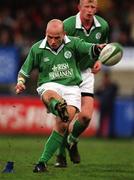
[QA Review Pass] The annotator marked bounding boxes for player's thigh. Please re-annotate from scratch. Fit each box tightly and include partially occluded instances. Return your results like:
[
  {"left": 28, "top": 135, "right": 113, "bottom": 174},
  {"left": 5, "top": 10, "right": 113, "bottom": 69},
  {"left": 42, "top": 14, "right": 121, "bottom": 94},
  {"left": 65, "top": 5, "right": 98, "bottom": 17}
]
[
  {"left": 37, "top": 82, "right": 63, "bottom": 97},
  {"left": 63, "top": 85, "right": 81, "bottom": 112}
]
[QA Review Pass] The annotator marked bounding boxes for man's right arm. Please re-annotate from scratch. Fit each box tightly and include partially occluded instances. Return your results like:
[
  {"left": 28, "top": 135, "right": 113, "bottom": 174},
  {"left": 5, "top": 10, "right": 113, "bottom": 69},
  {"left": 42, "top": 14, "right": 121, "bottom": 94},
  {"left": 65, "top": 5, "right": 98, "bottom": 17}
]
[
  {"left": 15, "top": 74, "right": 26, "bottom": 94},
  {"left": 15, "top": 46, "right": 35, "bottom": 94}
]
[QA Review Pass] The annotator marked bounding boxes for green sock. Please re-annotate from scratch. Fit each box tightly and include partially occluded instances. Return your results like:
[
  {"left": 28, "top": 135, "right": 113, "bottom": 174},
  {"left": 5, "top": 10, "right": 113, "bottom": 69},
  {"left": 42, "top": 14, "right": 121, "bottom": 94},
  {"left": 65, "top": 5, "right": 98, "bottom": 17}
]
[
  {"left": 71, "top": 120, "right": 88, "bottom": 138},
  {"left": 48, "top": 98, "right": 59, "bottom": 116},
  {"left": 57, "top": 131, "right": 68, "bottom": 157},
  {"left": 39, "top": 131, "right": 63, "bottom": 164}
]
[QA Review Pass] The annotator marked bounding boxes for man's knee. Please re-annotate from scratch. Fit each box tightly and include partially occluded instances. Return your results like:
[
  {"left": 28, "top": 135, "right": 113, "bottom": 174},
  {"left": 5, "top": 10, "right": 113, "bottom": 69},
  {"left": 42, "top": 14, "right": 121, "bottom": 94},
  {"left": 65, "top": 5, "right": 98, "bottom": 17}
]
[
  {"left": 82, "top": 117, "right": 91, "bottom": 126},
  {"left": 79, "top": 113, "right": 91, "bottom": 126}
]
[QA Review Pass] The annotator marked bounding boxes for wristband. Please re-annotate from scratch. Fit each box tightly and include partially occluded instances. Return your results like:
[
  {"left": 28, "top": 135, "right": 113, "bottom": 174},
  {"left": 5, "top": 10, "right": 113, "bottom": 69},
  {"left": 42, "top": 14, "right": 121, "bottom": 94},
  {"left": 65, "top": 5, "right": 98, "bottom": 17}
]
[
  {"left": 17, "top": 77, "right": 25, "bottom": 84},
  {"left": 93, "top": 45, "right": 101, "bottom": 56}
]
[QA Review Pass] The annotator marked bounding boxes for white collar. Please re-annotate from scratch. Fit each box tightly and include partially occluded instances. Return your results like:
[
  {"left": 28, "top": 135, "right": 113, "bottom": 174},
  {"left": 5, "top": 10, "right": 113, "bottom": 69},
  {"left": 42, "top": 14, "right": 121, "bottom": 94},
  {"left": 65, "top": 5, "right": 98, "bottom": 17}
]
[
  {"left": 39, "top": 35, "right": 71, "bottom": 49},
  {"left": 75, "top": 12, "right": 101, "bottom": 29}
]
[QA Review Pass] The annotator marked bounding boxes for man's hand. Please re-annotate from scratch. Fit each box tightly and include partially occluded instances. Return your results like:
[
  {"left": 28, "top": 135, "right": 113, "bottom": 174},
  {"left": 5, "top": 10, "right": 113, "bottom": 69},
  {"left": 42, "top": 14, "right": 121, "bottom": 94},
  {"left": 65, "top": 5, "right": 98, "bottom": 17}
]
[
  {"left": 97, "top": 43, "right": 107, "bottom": 50},
  {"left": 15, "top": 82, "right": 26, "bottom": 94},
  {"left": 91, "top": 60, "right": 102, "bottom": 74},
  {"left": 91, "top": 43, "right": 106, "bottom": 74},
  {"left": 93, "top": 43, "right": 107, "bottom": 56}
]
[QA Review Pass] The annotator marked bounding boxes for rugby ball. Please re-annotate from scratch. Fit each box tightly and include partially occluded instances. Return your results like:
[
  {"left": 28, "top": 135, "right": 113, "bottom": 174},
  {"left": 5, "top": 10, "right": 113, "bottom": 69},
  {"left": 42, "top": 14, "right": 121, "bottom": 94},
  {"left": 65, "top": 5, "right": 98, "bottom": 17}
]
[{"left": 99, "top": 42, "right": 123, "bottom": 66}]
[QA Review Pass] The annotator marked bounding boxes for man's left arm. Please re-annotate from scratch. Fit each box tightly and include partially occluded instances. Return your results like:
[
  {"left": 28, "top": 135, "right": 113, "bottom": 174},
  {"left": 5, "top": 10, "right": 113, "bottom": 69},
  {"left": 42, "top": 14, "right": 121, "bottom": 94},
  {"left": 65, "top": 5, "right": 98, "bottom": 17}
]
[
  {"left": 91, "top": 44, "right": 106, "bottom": 74},
  {"left": 75, "top": 38, "right": 106, "bottom": 70}
]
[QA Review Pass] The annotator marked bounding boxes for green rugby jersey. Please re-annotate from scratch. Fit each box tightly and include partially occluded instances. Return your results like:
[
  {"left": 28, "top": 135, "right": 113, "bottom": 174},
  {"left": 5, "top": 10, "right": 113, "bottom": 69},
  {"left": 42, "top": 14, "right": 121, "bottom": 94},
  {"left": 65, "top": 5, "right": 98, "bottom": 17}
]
[
  {"left": 19, "top": 35, "right": 96, "bottom": 87},
  {"left": 64, "top": 13, "right": 109, "bottom": 70}
]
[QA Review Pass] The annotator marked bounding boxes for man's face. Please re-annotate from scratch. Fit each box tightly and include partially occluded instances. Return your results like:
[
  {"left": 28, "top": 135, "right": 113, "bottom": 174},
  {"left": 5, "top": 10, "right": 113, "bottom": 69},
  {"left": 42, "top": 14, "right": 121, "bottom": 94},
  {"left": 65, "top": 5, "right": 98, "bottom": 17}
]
[
  {"left": 79, "top": 0, "right": 97, "bottom": 21},
  {"left": 46, "top": 28, "right": 65, "bottom": 50}
]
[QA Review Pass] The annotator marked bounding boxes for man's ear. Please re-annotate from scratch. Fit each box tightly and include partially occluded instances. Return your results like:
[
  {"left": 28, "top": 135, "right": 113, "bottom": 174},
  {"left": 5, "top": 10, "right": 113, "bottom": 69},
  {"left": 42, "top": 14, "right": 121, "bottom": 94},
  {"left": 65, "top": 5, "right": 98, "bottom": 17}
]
[
  {"left": 78, "top": 4, "right": 80, "bottom": 11},
  {"left": 62, "top": 32, "right": 66, "bottom": 38},
  {"left": 95, "top": 5, "right": 98, "bottom": 13}
]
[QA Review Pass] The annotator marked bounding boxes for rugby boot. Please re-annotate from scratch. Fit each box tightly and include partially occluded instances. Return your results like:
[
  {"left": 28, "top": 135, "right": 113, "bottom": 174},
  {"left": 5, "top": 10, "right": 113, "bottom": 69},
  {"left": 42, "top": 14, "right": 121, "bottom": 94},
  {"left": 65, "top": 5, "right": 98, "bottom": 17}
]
[
  {"left": 56, "top": 99, "right": 69, "bottom": 122},
  {"left": 33, "top": 162, "right": 47, "bottom": 173},
  {"left": 55, "top": 155, "right": 67, "bottom": 168},
  {"left": 66, "top": 142, "right": 80, "bottom": 164}
]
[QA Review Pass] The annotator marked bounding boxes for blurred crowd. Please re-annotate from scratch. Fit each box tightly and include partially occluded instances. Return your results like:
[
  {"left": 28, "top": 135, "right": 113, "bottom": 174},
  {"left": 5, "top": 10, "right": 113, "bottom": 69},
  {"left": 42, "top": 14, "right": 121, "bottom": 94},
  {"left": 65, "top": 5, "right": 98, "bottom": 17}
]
[
  {"left": 0, "top": 0, "right": 134, "bottom": 95},
  {"left": 0, "top": 0, "right": 134, "bottom": 59},
  {"left": 99, "top": 0, "right": 134, "bottom": 46},
  {"left": 0, "top": 0, "right": 78, "bottom": 62}
]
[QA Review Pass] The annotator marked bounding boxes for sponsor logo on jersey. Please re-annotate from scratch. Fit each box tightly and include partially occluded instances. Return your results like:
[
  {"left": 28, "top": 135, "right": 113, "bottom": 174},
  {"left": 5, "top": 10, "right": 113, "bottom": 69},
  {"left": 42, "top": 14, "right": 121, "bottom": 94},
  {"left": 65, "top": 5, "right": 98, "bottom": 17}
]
[
  {"left": 49, "top": 63, "right": 74, "bottom": 80},
  {"left": 43, "top": 57, "right": 50, "bottom": 62},
  {"left": 96, "top": 32, "right": 101, "bottom": 39},
  {"left": 64, "top": 51, "right": 72, "bottom": 59}
]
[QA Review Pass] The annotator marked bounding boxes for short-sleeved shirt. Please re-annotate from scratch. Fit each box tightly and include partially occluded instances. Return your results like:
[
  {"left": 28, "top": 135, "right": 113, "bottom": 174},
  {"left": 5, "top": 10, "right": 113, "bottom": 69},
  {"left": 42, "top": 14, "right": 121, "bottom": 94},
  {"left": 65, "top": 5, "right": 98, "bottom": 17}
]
[
  {"left": 19, "top": 35, "right": 96, "bottom": 87},
  {"left": 64, "top": 13, "right": 109, "bottom": 71}
]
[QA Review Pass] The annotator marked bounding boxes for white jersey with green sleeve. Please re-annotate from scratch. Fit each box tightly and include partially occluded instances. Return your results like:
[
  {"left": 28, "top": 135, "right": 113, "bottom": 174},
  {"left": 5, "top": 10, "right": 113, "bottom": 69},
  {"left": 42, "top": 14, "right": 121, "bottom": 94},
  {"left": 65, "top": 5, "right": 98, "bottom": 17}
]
[
  {"left": 19, "top": 35, "right": 96, "bottom": 87},
  {"left": 64, "top": 13, "right": 109, "bottom": 71}
]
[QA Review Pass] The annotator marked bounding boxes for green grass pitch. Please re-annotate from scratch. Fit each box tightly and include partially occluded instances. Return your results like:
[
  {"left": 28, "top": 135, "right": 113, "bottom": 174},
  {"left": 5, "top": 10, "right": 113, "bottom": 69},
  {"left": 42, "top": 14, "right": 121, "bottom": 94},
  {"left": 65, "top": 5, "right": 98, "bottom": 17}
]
[{"left": 0, "top": 136, "right": 134, "bottom": 180}]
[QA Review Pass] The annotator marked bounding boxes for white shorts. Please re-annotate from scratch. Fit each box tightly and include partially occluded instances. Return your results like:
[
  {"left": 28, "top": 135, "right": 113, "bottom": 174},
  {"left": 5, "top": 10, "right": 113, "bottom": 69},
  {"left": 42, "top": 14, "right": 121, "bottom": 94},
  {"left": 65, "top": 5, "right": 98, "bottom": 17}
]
[
  {"left": 37, "top": 82, "right": 81, "bottom": 111},
  {"left": 79, "top": 68, "right": 94, "bottom": 94}
]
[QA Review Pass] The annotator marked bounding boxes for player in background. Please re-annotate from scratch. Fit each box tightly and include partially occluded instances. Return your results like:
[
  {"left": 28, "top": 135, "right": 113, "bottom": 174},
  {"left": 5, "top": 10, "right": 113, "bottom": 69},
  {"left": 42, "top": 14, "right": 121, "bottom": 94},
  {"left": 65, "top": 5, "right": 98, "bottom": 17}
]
[
  {"left": 15, "top": 19, "right": 104, "bottom": 173},
  {"left": 55, "top": 0, "right": 109, "bottom": 167}
]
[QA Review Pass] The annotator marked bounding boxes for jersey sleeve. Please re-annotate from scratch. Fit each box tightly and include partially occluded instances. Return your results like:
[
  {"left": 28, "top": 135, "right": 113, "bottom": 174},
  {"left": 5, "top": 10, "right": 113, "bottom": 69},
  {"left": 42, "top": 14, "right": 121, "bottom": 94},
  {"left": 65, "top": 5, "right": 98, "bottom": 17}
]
[
  {"left": 74, "top": 38, "right": 97, "bottom": 69},
  {"left": 74, "top": 38, "right": 94, "bottom": 59},
  {"left": 19, "top": 47, "right": 35, "bottom": 78}
]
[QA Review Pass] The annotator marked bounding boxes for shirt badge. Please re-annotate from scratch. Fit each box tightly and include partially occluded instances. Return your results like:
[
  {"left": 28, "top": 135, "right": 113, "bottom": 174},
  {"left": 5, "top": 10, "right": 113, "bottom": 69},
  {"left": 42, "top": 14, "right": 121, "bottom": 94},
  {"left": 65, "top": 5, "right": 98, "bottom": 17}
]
[
  {"left": 64, "top": 51, "right": 72, "bottom": 59},
  {"left": 43, "top": 57, "right": 50, "bottom": 62},
  {"left": 96, "top": 32, "right": 101, "bottom": 39}
]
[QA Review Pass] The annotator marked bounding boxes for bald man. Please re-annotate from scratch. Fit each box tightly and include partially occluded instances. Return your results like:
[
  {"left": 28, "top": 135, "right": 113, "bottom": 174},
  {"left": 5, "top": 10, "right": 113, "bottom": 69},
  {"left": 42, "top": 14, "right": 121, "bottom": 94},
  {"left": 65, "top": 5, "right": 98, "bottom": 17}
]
[
  {"left": 55, "top": 0, "right": 109, "bottom": 167},
  {"left": 15, "top": 19, "right": 104, "bottom": 173}
]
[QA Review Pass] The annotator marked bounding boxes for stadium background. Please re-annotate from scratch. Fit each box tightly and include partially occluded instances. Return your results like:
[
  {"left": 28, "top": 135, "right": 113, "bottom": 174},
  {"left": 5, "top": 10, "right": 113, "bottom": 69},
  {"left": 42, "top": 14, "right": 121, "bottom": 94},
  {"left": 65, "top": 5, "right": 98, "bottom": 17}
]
[{"left": 0, "top": 0, "right": 134, "bottom": 137}]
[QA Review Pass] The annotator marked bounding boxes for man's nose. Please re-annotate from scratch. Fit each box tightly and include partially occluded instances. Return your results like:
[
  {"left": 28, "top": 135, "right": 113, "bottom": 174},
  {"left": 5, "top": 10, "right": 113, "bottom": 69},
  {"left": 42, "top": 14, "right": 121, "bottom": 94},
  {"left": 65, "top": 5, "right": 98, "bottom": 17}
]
[
  {"left": 87, "top": 7, "right": 92, "bottom": 12},
  {"left": 51, "top": 38, "right": 56, "bottom": 44}
]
